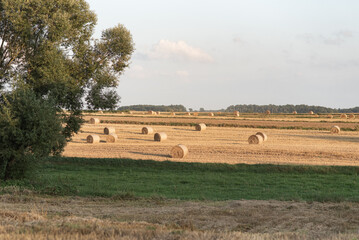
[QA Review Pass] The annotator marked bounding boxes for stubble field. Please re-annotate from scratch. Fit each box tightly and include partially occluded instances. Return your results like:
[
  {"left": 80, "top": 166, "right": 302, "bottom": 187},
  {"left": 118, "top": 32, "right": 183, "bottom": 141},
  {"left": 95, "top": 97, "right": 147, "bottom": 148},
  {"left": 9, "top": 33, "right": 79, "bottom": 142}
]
[{"left": 64, "top": 112, "right": 359, "bottom": 166}]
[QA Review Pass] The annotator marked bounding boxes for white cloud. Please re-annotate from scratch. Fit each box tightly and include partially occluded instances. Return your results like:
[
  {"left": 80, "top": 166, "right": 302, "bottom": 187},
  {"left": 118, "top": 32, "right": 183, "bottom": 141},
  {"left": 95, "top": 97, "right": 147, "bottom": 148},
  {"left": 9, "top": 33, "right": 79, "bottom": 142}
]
[{"left": 148, "top": 40, "right": 214, "bottom": 63}]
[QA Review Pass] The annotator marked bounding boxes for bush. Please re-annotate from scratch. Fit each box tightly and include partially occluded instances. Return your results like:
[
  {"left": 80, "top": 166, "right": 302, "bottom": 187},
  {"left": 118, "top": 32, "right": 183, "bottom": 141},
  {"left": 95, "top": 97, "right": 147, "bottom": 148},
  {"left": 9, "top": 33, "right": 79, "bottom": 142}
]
[{"left": 0, "top": 88, "right": 66, "bottom": 180}]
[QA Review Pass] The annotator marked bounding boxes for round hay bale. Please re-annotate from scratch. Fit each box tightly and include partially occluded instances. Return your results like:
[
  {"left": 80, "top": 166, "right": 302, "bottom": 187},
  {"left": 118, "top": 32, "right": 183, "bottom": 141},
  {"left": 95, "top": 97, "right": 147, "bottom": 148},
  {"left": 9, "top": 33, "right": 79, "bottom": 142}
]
[
  {"left": 265, "top": 110, "right": 271, "bottom": 115},
  {"left": 148, "top": 110, "right": 155, "bottom": 115},
  {"left": 208, "top": 112, "right": 214, "bottom": 116},
  {"left": 309, "top": 111, "right": 314, "bottom": 115},
  {"left": 195, "top": 123, "right": 206, "bottom": 131},
  {"left": 89, "top": 118, "right": 100, "bottom": 124},
  {"left": 256, "top": 132, "right": 268, "bottom": 142},
  {"left": 248, "top": 135, "right": 264, "bottom": 144},
  {"left": 315, "top": 114, "right": 319, "bottom": 118},
  {"left": 186, "top": 112, "right": 191, "bottom": 116},
  {"left": 171, "top": 144, "right": 188, "bottom": 158},
  {"left": 87, "top": 134, "right": 100, "bottom": 143},
  {"left": 129, "top": 111, "right": 133, "bottom": 114},
  {"left": 156, "top": 111, "right": 161, "bottom": 115},
  {"left": 328, "top": 114, "right": 333, "bottom": 119},
  {"left": 292, "top": 111, "right": 297, "bottom": 114},
  {"left": 154, "top": 132, "right": 167, "bottom": 142},
  {"left": 106, "top": 133, "right": 118, "bottom": 143},
  {"left": 234, "top": 111, "right": 240, "bottom": 117},
  {"left": 142, "top": 126, "right": 154, "bottom": 135},
  {"left": 349, "top": 114, "right": 355, "bottom": 119},
  {"left": 98, "top": 110, "right": 103, "bottom": 114},
  {"left": 171, "top": 112, "right": 176, "bottom": 116},
  {"left": 104, "top": 127, "right": 115, "bottom": 135},
  {"left": 340, "top": 114, "right": 347, "bottom": 119},
  {"left": 331, "top": 126, "right": 340, "bottom": 134},
  {"left": 193, "top": 112, "right": 199, "bottom": 116}
]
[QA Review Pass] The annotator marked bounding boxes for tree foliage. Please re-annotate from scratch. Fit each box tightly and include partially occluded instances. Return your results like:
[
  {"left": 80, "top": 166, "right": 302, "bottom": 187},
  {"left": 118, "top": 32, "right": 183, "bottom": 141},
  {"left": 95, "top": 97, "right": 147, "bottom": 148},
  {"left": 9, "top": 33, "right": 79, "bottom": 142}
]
[
  {"left": 0, "top": 0, "right": 134, "bottom": 138},
  {"left": 0, "top": 0, "right": 133, "bottom": 180},
  {"left": 0, "top": 87, "right": 66, "bottom": 180}
]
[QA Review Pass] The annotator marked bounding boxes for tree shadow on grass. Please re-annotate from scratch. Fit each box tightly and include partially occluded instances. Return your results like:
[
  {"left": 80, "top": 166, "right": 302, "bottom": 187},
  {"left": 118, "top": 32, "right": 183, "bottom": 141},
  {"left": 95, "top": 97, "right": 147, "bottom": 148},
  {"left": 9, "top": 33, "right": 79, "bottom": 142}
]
[{"left": 129, "top": 151, "right": 170, "bottom": 158}]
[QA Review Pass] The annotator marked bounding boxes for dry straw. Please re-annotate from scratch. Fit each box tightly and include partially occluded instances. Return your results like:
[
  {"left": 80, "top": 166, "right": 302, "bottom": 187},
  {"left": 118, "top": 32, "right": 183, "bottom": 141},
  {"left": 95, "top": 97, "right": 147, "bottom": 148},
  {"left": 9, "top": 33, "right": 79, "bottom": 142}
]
[
  {"left": 256, "top": 132, "right": 268, "bottom": 142},
  {"left": 340, "top": 114, "right": 348, "bottom": 119},
  {"left": 142, "top": 126, "right": 154, "bottom": 134},
  {"left": 195, "top": 123, "right": 206, "bottom": 131},
  {"left": 193, "top": 112, "right": 199, "bottom": 116},
  {"left": 154, "top": 132, "right": 167, "bottom": 141},
  {"left": 331, "top": 126, "right": 340, "bottom": 134},
  {"left": 89, "top": 118, "right": 100, "bottom": 124},
  {"left": 104, "top": 127, "right": 115, "bottom": 135},
  {"left": 171, "top": 144, "right": 188, "bottom": 158},
  {"left": 349, "top": 114, "right": 356, "bottom": 119},
  {"left": 106, "top": 133, "right": 118, "bottom": 143},
  {"left": 248, "top": 135, "right": 264, "bottom": 144},
  {"left": 87, "top": 134, "right": 100, "bottom": 143}
]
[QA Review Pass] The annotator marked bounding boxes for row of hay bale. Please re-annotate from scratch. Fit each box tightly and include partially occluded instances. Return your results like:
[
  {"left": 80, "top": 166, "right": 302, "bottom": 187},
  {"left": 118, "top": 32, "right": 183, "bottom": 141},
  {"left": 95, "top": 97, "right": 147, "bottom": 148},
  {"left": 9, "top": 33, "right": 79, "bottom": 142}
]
[
  {"left": 141, "top": 126, "right": 188, "bottom": 158},
  {"left": 86, "top": 125, "right": 188, "bottom": 158}
]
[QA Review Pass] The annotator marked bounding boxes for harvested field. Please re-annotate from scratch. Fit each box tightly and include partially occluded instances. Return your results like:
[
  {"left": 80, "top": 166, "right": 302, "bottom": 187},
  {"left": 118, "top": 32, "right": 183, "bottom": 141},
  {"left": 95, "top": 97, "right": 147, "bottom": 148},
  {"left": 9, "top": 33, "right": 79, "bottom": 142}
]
[
  {"left": 83, "top": 114, "right": 359, "bottom": 130},
  {"left": 64, "top": 120, "right": 359, "bottom": 166},
  {"left": 1, "top": 192, "right": 359, "bottom": 239}
]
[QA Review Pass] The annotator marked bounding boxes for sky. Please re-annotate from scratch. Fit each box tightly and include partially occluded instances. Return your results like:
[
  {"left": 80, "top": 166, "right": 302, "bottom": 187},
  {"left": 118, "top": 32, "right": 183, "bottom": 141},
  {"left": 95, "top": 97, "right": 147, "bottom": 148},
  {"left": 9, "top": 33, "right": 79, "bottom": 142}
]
[{"left": 87, "top": 0, "right": 359, "bottom": 110}]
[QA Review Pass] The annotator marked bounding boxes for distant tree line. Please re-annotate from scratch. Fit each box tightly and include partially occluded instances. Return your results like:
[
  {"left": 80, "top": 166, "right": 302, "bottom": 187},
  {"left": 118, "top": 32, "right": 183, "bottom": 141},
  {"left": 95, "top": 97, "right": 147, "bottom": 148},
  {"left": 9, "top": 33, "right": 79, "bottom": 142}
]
[
  {"left": 225, "top": 104, "right": 359, "bottom": 113},
  {"left": 118, "top": 105, "right": 187, "bottom": 112}
]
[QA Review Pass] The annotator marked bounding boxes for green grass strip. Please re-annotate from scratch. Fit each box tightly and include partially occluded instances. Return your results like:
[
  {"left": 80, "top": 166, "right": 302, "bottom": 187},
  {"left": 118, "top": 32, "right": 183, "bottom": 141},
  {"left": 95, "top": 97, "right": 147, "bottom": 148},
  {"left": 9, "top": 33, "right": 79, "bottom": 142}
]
[{"left": 15, "top": 157, "right": 359, "bottom": 202}]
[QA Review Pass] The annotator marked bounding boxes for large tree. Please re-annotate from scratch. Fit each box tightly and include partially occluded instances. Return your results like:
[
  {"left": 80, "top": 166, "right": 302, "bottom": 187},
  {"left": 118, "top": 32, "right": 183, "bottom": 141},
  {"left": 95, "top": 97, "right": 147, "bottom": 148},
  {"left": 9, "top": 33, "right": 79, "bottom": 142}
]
[{"left": 0, "top": 0, "right": 134, "bottom": 138}]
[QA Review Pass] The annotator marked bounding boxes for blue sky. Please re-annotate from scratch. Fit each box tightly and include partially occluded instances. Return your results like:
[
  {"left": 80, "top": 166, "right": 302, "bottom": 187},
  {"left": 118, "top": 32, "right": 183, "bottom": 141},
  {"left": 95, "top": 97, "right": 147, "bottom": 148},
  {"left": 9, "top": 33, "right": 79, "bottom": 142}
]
[{"left": 87, "top": 0, "right": 358, "bottom": 110}]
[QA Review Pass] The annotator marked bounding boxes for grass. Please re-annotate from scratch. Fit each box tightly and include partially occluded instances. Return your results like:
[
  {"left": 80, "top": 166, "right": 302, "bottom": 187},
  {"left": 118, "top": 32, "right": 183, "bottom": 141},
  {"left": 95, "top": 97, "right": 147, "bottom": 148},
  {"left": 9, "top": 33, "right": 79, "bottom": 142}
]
[{"left": 8, "top": 156, "right": 359, "bottom": 202}]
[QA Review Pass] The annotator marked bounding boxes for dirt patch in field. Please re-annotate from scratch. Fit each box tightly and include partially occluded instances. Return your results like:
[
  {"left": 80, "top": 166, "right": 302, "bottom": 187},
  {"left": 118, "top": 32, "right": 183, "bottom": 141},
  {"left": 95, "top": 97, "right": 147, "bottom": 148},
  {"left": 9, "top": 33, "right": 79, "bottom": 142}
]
[{"left": 0, "top": 193, "right": 358, "bottom": 239}]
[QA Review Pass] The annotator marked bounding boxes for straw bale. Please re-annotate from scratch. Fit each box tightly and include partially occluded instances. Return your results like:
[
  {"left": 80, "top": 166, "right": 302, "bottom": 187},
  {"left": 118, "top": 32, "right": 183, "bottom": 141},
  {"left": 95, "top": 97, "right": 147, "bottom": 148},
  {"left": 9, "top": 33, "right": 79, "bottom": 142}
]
[
  {"left": 106, "top": 133, "right": 118, "bottom": 143},
  {"left": 87, "top": 134, "right": 100, "bottom": 143},
  {"left": 331, "top": 126, "right": 340, "bottom": 134},
  {"left": 171, "top": 145, "right": 188, "bottom": 158},
  {"left": 248, "top": 135, "right": 264, "bottom": 144},
  {"left": 89, "top": 118, "right": 100, "bottom": 124},
  {"left": 142, "top": 126, "right": 154, "bottom": 135},
  {"left": 195, "top": 123, "right": 206, "bottom": 131},
  {"left": 256, "top": 132, "right": 268, "bottom": 142},
  {"left": 154, "top": 132, "right": 167, "bottom": 141},
  {"left": 104, "top": 127, "right": 115, "bottom": 135}
]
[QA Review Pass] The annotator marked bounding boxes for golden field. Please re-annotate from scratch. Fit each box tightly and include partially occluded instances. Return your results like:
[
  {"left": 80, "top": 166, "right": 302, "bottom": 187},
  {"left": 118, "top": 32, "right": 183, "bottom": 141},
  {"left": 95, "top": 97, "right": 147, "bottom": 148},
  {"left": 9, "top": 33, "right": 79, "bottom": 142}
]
[{"left": 64, "top": 112, "right": 359, "bottom": 166}]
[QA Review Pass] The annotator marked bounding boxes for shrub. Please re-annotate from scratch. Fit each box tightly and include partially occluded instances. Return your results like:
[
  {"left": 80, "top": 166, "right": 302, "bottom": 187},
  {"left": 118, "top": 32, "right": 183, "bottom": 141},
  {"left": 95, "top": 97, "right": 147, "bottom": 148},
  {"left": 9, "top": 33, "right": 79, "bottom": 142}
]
[{"left": 0, "top": 88, "right": 66, "bottom": 180}]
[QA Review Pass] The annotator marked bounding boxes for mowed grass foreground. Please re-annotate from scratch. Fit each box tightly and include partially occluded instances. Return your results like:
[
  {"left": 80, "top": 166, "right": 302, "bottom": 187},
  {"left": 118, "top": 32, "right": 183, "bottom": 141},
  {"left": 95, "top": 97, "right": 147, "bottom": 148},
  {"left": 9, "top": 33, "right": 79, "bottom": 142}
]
[{"left": 17, "top": 157, "right": 359, "bottom": 202}]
